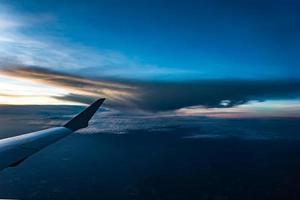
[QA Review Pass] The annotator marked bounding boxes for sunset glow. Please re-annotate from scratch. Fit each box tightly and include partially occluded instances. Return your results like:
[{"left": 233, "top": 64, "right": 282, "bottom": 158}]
[{"left": 0, "top": 74, "right": 78, "bottom": 105}]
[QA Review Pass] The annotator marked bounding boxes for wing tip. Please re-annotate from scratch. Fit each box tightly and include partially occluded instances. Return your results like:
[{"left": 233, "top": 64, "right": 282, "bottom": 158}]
[{"left": 64, "top": 98, "right": 105, "bottom": 131}]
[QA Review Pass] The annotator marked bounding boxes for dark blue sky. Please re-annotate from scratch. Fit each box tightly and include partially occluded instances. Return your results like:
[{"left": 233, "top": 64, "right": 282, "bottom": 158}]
[{"left": 2, "top": 0, "right": 299, "bottom": 80}]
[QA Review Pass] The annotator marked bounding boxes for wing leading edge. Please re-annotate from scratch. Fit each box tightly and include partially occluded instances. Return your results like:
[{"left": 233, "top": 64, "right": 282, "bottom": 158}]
[{"left": 0, "top": 98, "right": 105, "bottom": 171}]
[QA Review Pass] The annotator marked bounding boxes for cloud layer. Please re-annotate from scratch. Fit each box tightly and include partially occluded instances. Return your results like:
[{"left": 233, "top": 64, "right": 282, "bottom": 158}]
[{"left": 1, "top": 66, "right": 300, "bottom": 114}]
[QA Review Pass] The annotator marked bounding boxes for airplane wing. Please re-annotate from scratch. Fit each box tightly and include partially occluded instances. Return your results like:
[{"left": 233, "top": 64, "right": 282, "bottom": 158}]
[{"left": 0, "top": 98, "right": 105, "bottom": 171}]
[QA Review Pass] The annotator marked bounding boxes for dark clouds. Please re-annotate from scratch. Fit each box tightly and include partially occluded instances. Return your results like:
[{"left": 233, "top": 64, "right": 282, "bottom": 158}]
[
  {"left": 1, "top": 66, "right": 300, "bottom": 112},
  {"left": 133, "top": 80, "right": 300, "bottom": 111}
]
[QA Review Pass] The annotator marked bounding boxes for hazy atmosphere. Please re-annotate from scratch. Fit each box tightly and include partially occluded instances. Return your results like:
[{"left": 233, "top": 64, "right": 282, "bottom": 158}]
[{"left": 0, "top": 0, "right": 300, "bottom": 199}]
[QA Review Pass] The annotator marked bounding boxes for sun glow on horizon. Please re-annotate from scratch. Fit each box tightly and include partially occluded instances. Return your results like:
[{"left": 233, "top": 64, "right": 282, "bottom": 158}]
[
  {"left": 176, "top": 100, "right": 300, "bottom": 118},
  {"left": 0, "top": 74, "right": 82, "bottom": 105}
]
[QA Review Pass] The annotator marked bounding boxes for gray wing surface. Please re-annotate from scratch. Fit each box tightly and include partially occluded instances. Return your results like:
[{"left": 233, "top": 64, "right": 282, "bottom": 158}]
[{"left": 0, "top": 98, "right": 105, "bottom": 171}]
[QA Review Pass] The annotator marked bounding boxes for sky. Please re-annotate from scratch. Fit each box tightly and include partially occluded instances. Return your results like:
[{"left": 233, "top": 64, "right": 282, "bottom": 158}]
[{"left": 0, "top": 0, "right": 299, "bottom": 118}]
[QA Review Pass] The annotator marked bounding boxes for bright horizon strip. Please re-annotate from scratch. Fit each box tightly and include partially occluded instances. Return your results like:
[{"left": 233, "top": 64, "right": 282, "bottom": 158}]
[
  {"left": 0, "top": 74, "right": 82, "bottom": 105},
  {"left": 176, "top": 100, "right": 300, "bottom": 118}
]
